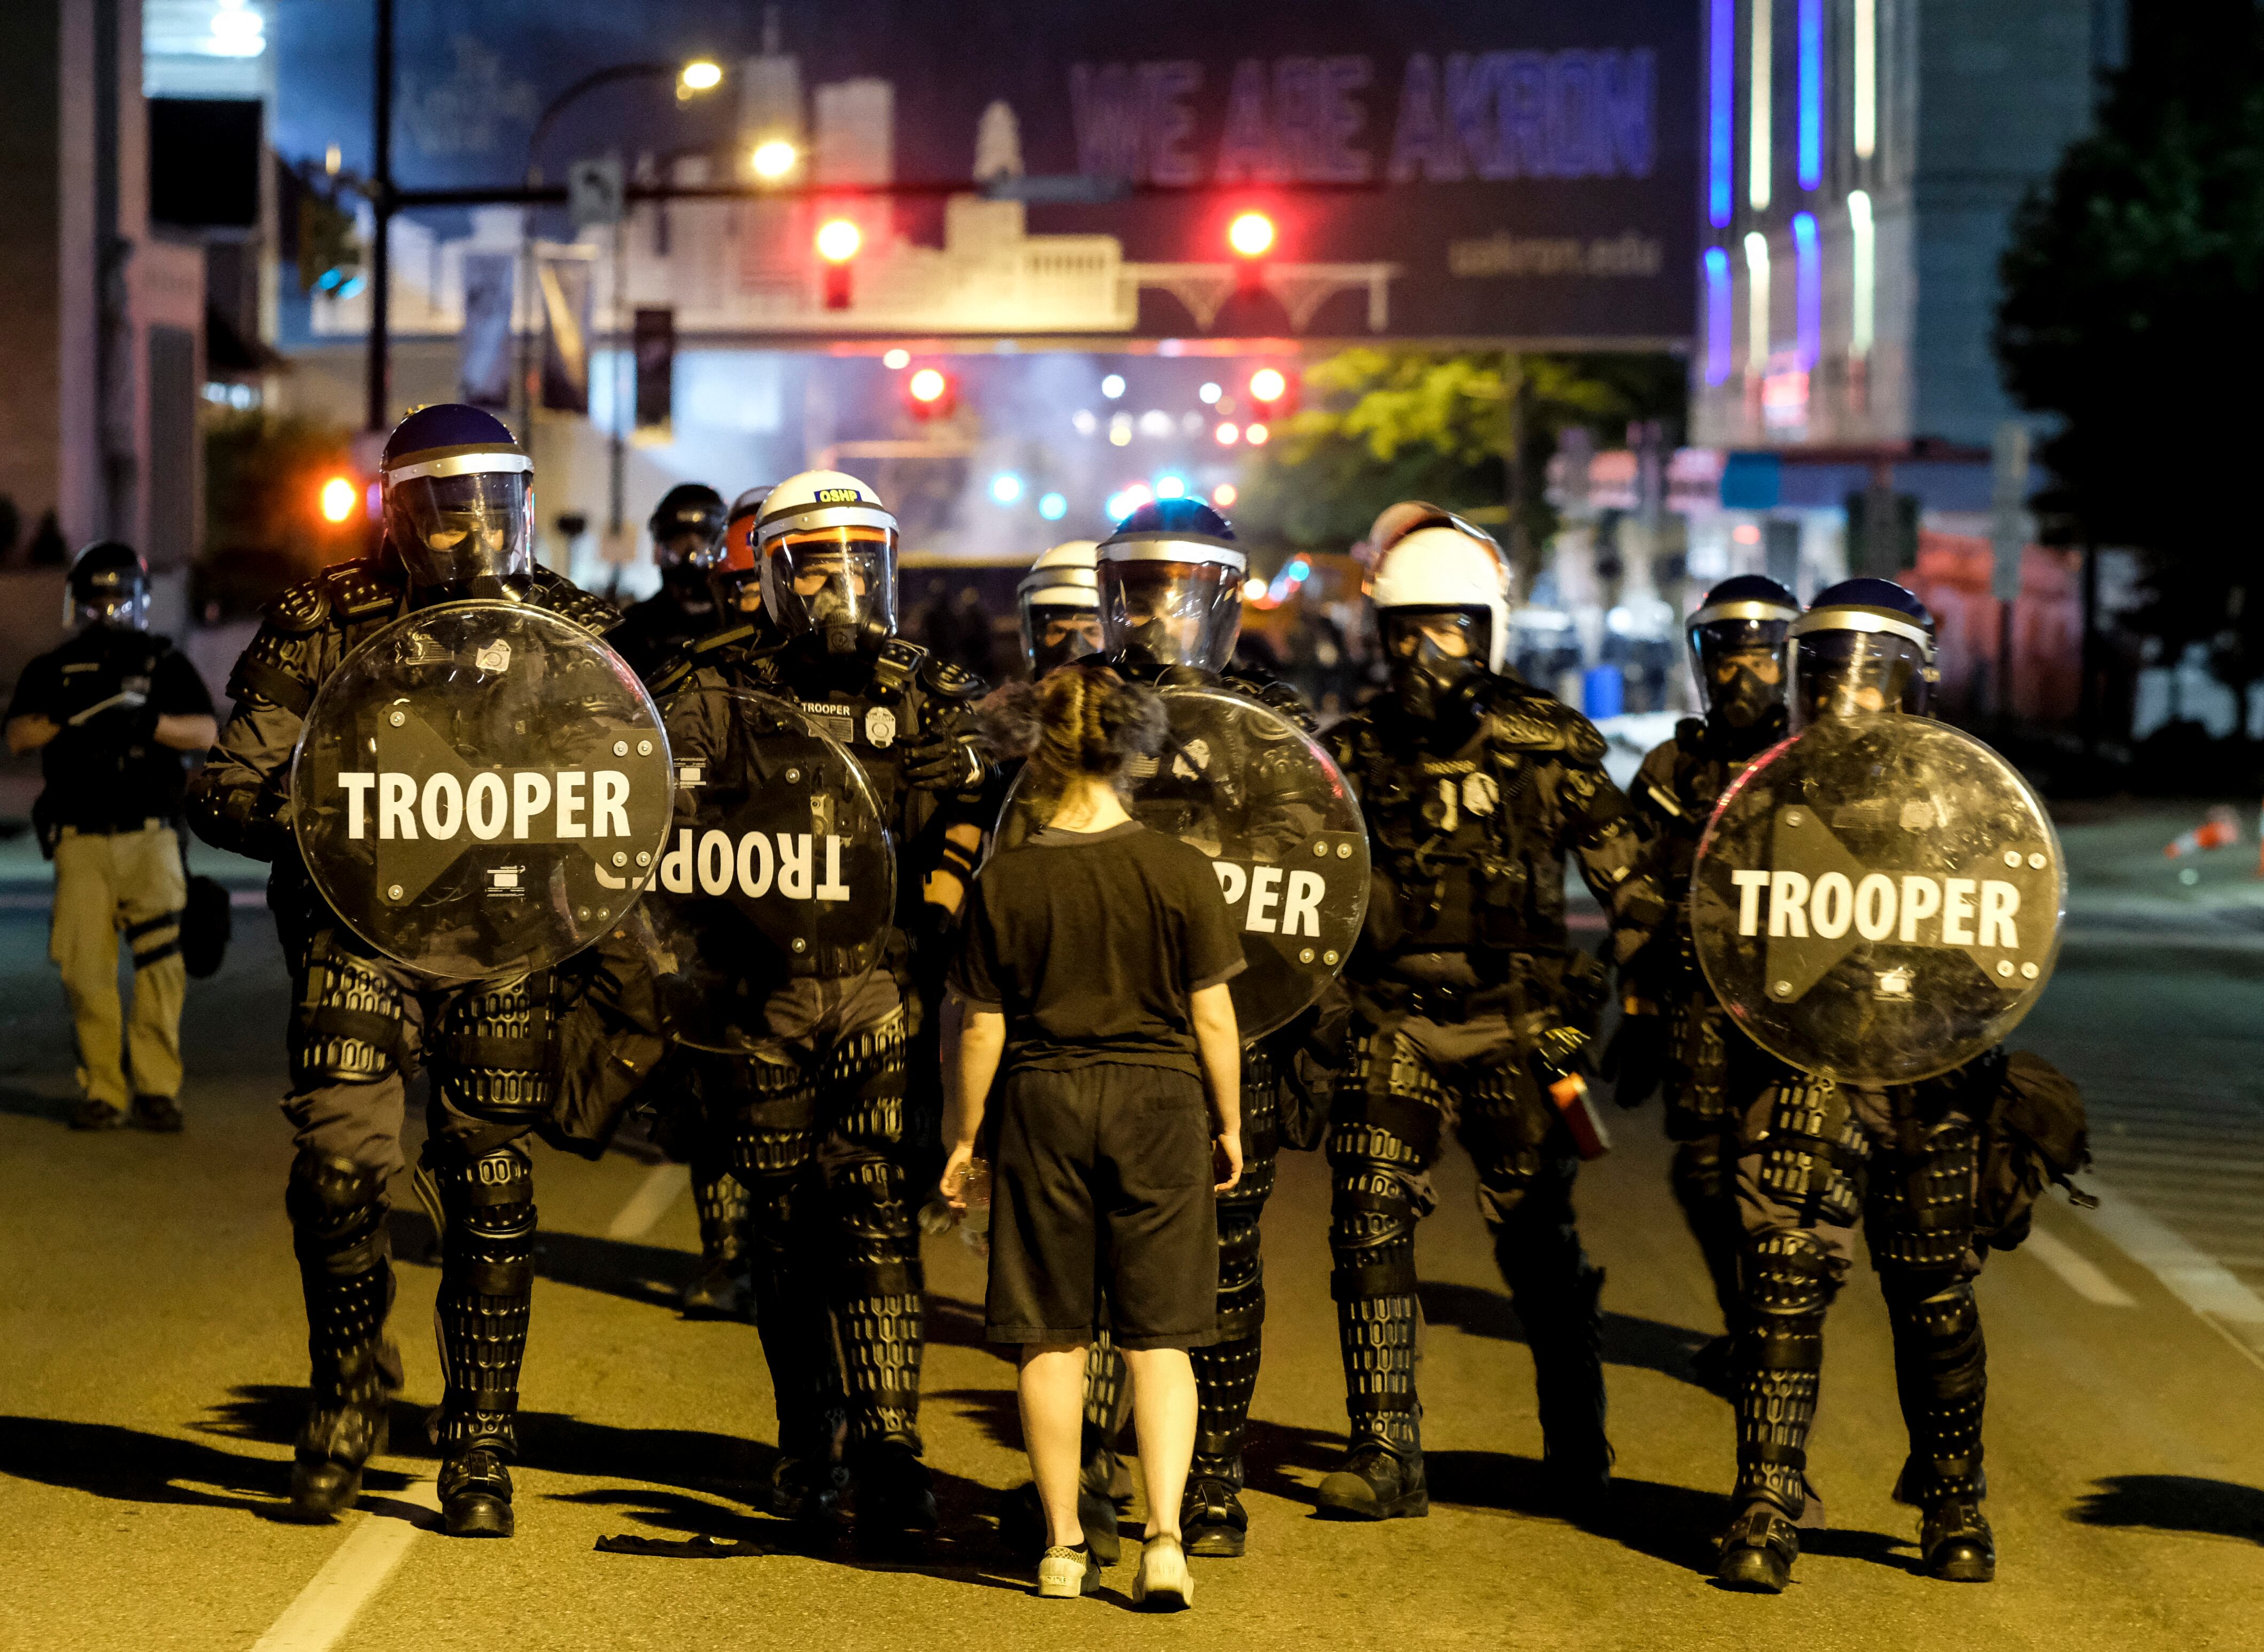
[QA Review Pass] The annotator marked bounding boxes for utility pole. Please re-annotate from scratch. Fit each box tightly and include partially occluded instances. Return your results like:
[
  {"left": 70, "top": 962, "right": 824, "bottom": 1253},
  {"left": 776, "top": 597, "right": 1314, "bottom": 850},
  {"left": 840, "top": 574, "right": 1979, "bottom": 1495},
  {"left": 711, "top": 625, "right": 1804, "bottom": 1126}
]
[{"left": 365, "top": 0, "right": 394, "bottom": 433}]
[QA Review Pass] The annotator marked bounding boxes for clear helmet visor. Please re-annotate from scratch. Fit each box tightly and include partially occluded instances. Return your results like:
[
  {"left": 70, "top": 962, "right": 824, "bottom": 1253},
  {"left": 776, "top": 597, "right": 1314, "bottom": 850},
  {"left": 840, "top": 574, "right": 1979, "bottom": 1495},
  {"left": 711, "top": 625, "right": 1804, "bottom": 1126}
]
[
  {"left": 763, "top": 526, "right": 898, "bottom": 646},
  {"left": 1690, "top": 616, "right": 1791, "bottom": 725},
  {"left": 1100, "top": 558, "right": 1242, "bottom": 672},
  {"left": 386, "top": 470, "right": 534, "bottom": 588},
  {"left": 655, "top": 529, "right": 714, "bottom": 572},
  {"left": 1790, "top": 629, "right": 1932, "bottom": 729},
  {"left": 74, "top": 592, "right": 149, "bottom": 631},
  {"left": 1022, "top": 601, "right": 1102, "bottom": 676}
]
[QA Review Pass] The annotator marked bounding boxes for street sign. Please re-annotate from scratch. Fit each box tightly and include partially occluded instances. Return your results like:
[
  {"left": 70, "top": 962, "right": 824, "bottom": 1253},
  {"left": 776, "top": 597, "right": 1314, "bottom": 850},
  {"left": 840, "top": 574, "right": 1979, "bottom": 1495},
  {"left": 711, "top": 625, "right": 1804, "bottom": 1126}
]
[{"left": 567, "top": 157, "right": 624, "bottom": 228}]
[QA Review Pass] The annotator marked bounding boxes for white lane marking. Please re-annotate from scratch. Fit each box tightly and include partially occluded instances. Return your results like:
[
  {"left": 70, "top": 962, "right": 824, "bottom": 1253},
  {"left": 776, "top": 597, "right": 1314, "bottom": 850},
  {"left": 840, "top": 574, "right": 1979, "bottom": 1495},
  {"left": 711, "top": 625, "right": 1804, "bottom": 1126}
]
[
  {"left": 607, "top": 1161, "right": 691, "bottom": 1239},
  {"left": 2021, "top": 1226, "right": 2137, "bottom": 1307},
  {"left": 248, "top": 1480, "right": 439, "bottom": 1652},
  {"left": 2060, "top": 927, "right": 2264, "bottom": 952},
  {"left": 2080, "top": 1175, "right": 2264, "bottom": 1326}
]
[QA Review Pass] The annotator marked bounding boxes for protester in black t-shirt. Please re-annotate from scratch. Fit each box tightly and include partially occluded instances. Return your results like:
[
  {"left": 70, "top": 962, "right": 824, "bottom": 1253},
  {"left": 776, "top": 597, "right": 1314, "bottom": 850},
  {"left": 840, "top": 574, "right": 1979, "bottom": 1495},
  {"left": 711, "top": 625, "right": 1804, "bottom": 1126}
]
[{"left": 944, "top": 665, "right": 1243, "bottom": 1609}]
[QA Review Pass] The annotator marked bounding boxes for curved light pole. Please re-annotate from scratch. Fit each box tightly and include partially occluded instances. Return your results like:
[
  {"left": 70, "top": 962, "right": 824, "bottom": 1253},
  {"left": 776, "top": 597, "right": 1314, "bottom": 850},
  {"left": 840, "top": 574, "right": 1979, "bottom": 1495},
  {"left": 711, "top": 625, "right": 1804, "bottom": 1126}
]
[{"left": 516, "top": 59, "right": 723, "bottom": 436}]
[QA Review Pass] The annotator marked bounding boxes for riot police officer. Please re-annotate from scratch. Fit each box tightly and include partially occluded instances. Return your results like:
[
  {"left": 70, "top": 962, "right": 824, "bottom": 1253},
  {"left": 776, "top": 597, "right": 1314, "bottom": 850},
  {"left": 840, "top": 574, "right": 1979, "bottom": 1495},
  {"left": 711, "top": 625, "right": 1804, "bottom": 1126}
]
[
  {"left": 188, "top": 405, "right": 627, "bottom": 1538},
  {"left": 701, "top": 486, "right": 777, "bottom": 629},
  {"left": 611, "top": 483, "right": 730, "bottom": 681},
  {"left": 4, "top": 542, "right": 215, "bottom": 1131},
  {"left": 1713, "top": 577, "right": 2002, "bottom": 1592},
  {"left": 1317, "top": 506, "right": 1663, "bottom": 1524},
  {"left": 1614, "top": 575, "right": 1802, "bottom": 1389},
  {"left": 647, "top": 469, "right": 994, "bottom": 1540},
  {"left": 1080, "top": 498, "right": 1326, "bottom": 1558},
  {"left": 1017, "top": 539, "right": 1101, "bottom": 679}
]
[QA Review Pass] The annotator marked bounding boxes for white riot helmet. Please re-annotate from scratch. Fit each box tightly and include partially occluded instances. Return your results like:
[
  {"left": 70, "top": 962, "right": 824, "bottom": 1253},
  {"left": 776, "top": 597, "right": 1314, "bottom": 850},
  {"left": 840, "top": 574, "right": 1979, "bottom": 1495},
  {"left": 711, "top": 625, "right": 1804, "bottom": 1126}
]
[
  {"left": 754, "top": 469, "right": 899, "bottom": 654},
  {"left": 1019, "top": 539, "right": 1101, "bottom": 678},
  {"left": 1368, "top": 507, "right": 1513, "bottom": 721}
]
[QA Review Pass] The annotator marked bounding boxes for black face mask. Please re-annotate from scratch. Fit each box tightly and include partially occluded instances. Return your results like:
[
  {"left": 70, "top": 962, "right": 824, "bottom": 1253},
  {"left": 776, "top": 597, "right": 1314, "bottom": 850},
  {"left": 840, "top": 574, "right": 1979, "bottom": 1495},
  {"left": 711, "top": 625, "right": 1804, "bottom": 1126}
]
[
  {"left": 660, "top": 557, "right": 712, "bottom": 608},
  {"left": 1389, "top": 634, "right": 1485, "bottom": 724},
  {"left": 1710, "top": 659, "right": 1781, "bottom": 731}
]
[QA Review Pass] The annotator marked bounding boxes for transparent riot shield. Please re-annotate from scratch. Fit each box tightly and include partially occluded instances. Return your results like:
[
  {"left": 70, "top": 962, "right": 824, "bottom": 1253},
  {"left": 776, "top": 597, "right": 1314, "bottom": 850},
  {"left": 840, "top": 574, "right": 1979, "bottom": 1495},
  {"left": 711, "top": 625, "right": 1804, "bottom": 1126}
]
[
  {"left": 290, "top": 601, "right": 674, "bottom": 982},
  {"left": 998, "top": 685, "right": 1368, "bottom": 1040},
  {"left": 630, "top": 684, "right": 896, "bottom": 1051},
  {"left": 1690, "top": 715, "right": 2066, "bottom": 1084}
]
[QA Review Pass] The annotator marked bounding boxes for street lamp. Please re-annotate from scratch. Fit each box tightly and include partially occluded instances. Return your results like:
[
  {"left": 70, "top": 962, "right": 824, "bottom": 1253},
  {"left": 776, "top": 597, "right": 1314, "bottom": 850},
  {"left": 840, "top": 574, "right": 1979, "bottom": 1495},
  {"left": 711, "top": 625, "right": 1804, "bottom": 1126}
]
[{"left": 678, "top": 59, "right": 722, "bottom": 95}]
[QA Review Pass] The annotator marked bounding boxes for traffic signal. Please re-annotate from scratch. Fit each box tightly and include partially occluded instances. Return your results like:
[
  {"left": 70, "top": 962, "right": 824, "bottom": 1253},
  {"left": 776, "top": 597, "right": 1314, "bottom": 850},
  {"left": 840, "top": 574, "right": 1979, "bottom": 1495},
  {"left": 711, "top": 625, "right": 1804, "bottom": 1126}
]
[
  {"left": 1228, "top": 210, "right": 1275, "bottom": 297},
  {"left": 816, "top": 217, "right": 861, "bottom": 311},
  {"left": 1245, "top": 364, "right": 1296, "bottom": 422},
  {"left": 319, "top": 476, "right": 357, "bottom": 523},
  {"left": 905, "top": 365, "right": 956, "bottom": 419}
]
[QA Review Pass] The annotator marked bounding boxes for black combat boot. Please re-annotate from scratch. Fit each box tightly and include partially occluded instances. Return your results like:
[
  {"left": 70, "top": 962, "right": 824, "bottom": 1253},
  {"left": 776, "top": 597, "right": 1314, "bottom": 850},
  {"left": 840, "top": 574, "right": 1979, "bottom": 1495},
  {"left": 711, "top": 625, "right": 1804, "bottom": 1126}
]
[
  {"left": 285, "top": 1155, "right": 403, "bottom": 1522},
  {"left": 1885, "top": 1277, "right": 1992, "bottom": 1582},
  {"left": 430, "top": 1145, "right": 536, "bottom": 1539},
  {"left": 1184, "top": 1331, "right": 1261, "bottom": 1554},
  {"left": 1714, "top": 1233, "right": 1831, "bottom": 1592},
  {"left": 1315, "top": 1295, "right": 1428, "bottom": 1520}
]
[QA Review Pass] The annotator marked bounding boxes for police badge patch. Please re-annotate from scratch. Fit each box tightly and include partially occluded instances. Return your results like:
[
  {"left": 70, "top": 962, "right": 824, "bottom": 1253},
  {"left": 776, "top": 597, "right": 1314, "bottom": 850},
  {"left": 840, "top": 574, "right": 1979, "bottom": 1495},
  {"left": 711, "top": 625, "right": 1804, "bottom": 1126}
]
[
  {"left": 1462, "top": 771, "right": 1500, "bottom": 817},
  {"left": 864, "top": 706, "right": 898, "bottom": 748}
]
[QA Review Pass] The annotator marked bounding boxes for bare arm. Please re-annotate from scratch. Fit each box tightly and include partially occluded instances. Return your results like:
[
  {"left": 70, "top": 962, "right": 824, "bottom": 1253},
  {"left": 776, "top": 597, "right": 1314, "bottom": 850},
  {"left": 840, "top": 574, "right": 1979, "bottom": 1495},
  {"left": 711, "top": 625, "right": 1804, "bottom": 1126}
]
[
  {"left": 155, "top": 713, "right": 218, "bottom": 752},
  {"left": 940, "top": 1002, "right": 1007, "bottom": 1208},
  {"left": 5, "top": 715, "right": 57, "bottom": 755},
  {"left": 1191, "top": 981, "right": 1243, "bottom": 1191}
]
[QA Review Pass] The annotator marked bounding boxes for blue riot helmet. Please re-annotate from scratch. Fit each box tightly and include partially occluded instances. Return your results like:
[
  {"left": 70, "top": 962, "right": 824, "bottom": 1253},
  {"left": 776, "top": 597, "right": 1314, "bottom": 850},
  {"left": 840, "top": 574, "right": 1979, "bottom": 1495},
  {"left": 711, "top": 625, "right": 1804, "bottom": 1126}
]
[
  {"left": 379, "top": 404, "right": 534, "bottom": 593},
  {"left": 1097, "top": 498, "right": 1246, "bottom": 674},
  {"left": 649, "top": 482, "right": 728, "bottom": 604},
  {"left": 1688, "top": 574, "right": 1800, "bottom": 731},
  {"left": 1788, "top": 577, "right": 1938, "bottom": 730}
]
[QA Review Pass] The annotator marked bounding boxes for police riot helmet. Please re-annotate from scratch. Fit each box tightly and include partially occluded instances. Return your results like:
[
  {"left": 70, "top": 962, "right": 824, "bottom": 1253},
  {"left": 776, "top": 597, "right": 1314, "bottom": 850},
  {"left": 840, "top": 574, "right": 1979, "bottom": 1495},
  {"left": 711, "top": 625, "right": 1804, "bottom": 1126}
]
[
  {"left": 1019, "top": 539, "right": 1101, "bottom": 678},
  {"left": 379, "top": 404, "right": 534, "bottom": 592},
  {"left": 705, "top": 485, "right": 774, "bottom": 621},
  {"left": 1688, "top": 574, "right": 1799, "bottom": 731},
  {"left": 65, "top": 540, "right": 150, "bottom": 630},
  {"left": 648, "top": 482, "right": 728, "bottom": 600},
  {"left": 754, "top": 470, "right": 899, "bottom": 654},
  {"left": 1367, "top": 507, "right": 1513, "bottom": 721},
  {"left": 1097, "top": 499, "right": 1246, "bottom": 674},
  {"left": 1788, "top": 577, "right": 1938, "bottom": 729}
]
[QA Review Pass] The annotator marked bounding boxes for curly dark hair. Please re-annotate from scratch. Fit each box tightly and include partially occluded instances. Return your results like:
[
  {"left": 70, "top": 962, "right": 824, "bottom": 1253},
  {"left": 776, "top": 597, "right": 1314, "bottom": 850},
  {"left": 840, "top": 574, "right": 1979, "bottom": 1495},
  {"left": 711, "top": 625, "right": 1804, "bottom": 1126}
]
[{"left": 976, "top": 665, "right": 1168, "bottom": 820}]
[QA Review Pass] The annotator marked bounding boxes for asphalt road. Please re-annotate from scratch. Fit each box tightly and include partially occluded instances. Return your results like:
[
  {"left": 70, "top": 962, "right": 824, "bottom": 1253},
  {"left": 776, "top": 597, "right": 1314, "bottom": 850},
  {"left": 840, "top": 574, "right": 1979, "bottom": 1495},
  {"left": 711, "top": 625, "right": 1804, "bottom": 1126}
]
[{"left": 5, "top": 804, "right": 2264, "bottom": 1650}]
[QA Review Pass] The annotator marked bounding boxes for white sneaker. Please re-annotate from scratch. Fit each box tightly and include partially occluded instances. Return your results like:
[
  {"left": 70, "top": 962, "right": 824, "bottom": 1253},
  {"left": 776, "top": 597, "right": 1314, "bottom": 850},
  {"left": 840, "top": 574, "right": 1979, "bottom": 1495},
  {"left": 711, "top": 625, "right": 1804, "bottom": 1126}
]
[
  {"left": 1037, "top": 1544, "right": 1100, "bottom": 1599},
  {"left": 1131, "top": 1534, "right": 1193, "bottom": 1610}
]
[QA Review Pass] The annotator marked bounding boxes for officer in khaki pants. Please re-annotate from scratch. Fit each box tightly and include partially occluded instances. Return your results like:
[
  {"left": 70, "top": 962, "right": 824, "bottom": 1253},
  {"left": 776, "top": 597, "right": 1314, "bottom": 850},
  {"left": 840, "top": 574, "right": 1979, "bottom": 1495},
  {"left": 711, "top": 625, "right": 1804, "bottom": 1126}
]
[{"left": 4, "top": 542, "right": 216, "bottom": 1131}]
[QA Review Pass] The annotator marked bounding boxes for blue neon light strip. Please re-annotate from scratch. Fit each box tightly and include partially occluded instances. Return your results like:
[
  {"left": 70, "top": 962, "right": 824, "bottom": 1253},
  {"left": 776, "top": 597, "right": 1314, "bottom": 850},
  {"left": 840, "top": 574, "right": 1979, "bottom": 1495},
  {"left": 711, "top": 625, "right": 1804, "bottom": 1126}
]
[
  {"left": 1792, "top": 211, "right": 1819, "bottom": 366},
  {"left": 1709, "top": 0, "right": 1734, "bottom": 226},
  {"left": 1704, "top": 246, "right": 1733, "bottom": 385},
  {"left": 1797, "top": 0, "right": 1823, "bottom": 189}
]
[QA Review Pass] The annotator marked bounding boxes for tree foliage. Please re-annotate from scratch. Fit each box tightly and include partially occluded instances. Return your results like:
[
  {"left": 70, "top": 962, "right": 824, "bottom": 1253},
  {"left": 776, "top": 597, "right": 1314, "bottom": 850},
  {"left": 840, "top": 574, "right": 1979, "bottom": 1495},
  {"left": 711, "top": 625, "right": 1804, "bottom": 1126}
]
[
  {"left": 1996, "top": 18, "right": 2264, "bottom": 697},
  {"left": 1230, "top": 349, "right": 1685, "bottom": 572}
]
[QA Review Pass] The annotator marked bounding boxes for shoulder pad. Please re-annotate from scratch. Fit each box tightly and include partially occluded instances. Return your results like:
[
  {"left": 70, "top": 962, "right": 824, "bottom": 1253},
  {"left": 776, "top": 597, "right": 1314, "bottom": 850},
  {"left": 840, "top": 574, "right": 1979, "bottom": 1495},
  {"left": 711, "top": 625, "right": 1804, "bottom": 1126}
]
[
  {"left": 650, "top": 623, "right": 766, "bottom": 694},
  {"left": 1672, "top": 716, "right": 1706, "bottom": 751},
  {"left": 266, "top": 574, "right": 333, "bottom": 633},
  {"left": 916, "top": 652, "right": 985, "bottom": 703},
  {"left": 1486, "top": 695, "right": 1606, "bottom": 765},
  {"left": 873, "top": 636, "right": 926, "bottom": 694},
  {"left": 531, "top": 572, "right": 624, "bottom": 638},
  {"left": 319, "top": 559, "right": 405, "bottom": 622}
]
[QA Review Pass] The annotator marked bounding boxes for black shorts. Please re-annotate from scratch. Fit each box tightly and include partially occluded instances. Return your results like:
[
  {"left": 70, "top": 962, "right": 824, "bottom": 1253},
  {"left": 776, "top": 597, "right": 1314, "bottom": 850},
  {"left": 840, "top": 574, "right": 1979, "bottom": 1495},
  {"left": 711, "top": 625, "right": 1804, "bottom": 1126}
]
[{"left": 986, "top": 1061, "right": 1219, "bottom": 1352}]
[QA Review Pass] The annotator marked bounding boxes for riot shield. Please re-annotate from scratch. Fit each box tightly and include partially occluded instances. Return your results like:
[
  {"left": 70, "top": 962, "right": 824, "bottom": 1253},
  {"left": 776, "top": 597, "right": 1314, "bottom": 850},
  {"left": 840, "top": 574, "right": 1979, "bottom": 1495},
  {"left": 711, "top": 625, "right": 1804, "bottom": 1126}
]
[
  {"left": 1690, "top": 715, "right": 2065, "bottom": 1085},
  {"left": 998, "top": 685, "right": 1367, "bottom": 1041},
  {"left": 290, "top": 601, "right": 674, "bottom": 981},
  {"left": 632, "top": 684, "right": 896, "bottom": 1051}
]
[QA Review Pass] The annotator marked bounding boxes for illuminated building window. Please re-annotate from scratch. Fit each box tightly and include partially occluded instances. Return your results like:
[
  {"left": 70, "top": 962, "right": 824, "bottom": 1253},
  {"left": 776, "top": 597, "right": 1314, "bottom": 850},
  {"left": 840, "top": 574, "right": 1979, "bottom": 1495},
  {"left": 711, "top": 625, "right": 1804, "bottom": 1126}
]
[
  {"left": 1744, "top": 230, "right": 1771, "bottom": 375},
  {"left": 1854, "top": 0, "right": 1877, "bottom": 160},
  {"left": 1749, "top": 0, "right": 1773, "bottom": 212}
]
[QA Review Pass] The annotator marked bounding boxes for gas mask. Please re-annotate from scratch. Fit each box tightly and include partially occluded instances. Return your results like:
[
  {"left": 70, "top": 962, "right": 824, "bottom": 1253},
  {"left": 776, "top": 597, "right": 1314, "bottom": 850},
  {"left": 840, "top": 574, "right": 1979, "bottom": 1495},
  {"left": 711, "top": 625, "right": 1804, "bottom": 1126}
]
[
  {"left": 1026, "top": 605, "right": 1102, "bottom": 678},
  {"left": 1383, "top": 609, "right": 1489, "bottom": 724}
]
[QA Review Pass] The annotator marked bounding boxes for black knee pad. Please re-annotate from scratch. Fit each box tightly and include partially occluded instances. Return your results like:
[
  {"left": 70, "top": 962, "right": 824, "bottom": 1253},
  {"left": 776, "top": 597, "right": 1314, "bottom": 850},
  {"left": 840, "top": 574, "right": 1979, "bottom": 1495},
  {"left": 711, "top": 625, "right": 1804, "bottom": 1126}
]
[
  {"left": 291, "top": 951, "right": 407, "bottom": 1088},
  {"left": 1329, "top": 1127, "right": 1421, "bottom": 1304},
  {"left": 286, "top": 1151, "right": 390, "bottom": 1277},
  {"left": 428, "top": 1143, "right": 537, "bottom": 1293},
  {"left": 431, "top": 974, "right": 559, "bottom": 1125},
  {"left": 1746, "top": 1228, "right": 1837, "bottom": 1318}
]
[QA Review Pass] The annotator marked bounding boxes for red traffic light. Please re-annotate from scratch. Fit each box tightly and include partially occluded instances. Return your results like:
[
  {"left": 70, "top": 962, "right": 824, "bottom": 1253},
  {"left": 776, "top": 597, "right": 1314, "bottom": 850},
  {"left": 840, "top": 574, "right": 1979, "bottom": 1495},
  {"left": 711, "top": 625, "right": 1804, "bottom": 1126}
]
[
  {"left": 1248, "top": 367, "right": 1287, "bottom": 405},
  {"left": 319, "top": 476, "right": 357, "bottom": 523},
  {"left": 1228, "top": 212, "right": 1276, "bottom": 259},
  {"left": 815, "top": 218, "right": 862, "bottom": 263},
  {"left": 905, "top": 365, "right": 955, "bottom": 419}
]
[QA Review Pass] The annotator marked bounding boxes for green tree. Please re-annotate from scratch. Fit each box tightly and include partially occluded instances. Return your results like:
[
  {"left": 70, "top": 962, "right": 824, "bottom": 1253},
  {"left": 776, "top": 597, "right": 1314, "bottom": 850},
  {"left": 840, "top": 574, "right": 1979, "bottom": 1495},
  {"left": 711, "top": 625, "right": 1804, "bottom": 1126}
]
[
  {"left": 1995, "top": 16, "right": 2264, "bottom": 712},
  {"left": 1230, "top": 349, "right": 1684, "bottom": 582}
]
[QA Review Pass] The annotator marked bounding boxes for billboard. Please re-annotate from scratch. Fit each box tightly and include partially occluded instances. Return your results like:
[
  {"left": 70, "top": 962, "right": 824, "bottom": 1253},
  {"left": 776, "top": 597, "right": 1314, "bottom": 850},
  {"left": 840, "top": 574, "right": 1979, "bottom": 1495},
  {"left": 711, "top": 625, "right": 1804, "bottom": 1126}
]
[{"left": 279, "top": 0, "right": 1696, "bottom": 345}]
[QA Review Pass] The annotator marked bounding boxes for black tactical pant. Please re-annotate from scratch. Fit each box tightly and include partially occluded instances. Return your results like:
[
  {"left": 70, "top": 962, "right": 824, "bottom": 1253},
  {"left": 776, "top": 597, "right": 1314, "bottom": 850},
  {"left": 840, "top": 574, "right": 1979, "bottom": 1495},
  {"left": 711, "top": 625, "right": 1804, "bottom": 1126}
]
[
  {"left": 1327, "top": 1007, "right": 1605, "bottom": 1470},
  {"left": 283, "top": 930, "right": 549, "bottom": 1468},
  {"left": 697, "top": 981, "right": 923, "bottom": 1463},
  {"left": 1663, "top": 992, "right": 1753, "bottom": 1343},
  {"left": 1730, "top": 1076, "right": 1988, "bottom": 1523}
]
